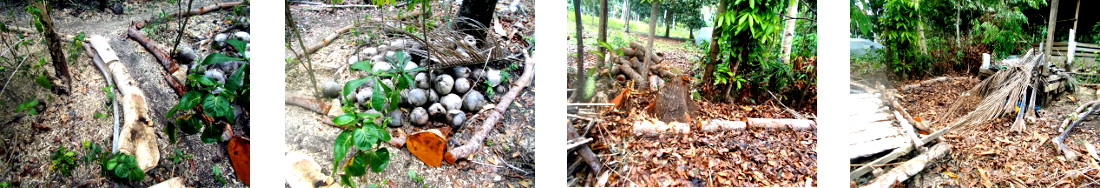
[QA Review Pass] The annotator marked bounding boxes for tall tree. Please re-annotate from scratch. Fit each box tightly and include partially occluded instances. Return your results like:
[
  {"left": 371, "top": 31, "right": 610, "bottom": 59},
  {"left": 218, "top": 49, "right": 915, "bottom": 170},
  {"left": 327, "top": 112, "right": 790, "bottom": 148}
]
[
  {"left": 458, "top": 0, "right": 502, "bottom": 43},
  {"left": 598, "top": 0, "right": 609, "bottom": 68},
  {"left": 780, "top": 0, "right": 799, "bottom": 64},
  {"left": 702, "top": 0, "right": 728, "bottom": 85},
  {"left": 33, "top": 1, "right": 71, "bottom": 95},
  {"left": 573, "top": 0, "right": 587, "bottom": 101},
  {"left": 664, "top": 10, "right": 672, "bottom": 37},
  {"left": 643, "top": 0, "right": 659, "bottom": 86},
  {"left": 623, "top": 0, "right": 631, "bottom": 33}
]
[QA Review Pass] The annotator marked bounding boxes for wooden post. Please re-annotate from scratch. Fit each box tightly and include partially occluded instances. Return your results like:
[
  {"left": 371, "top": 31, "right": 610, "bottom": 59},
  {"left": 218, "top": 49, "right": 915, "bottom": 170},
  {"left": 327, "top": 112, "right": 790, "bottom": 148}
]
[{"left": 1045, "top": 0, "right": 1060, "bottom": 71}]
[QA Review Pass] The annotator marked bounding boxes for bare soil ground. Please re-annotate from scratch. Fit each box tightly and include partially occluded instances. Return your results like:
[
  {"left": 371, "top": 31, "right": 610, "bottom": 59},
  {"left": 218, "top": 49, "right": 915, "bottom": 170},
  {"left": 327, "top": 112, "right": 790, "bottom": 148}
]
[
  {"left": 0, "top": 1, "right": 248, "bottom": 187},
  {"left": 852, "top": 75, "right": 1100, "bottom": 187},
  {"left": 284, "top": 0, "right": 535, "bottom": 187},
  {"left": 566, "top": 33, "right": 816, "bottom": 186}
]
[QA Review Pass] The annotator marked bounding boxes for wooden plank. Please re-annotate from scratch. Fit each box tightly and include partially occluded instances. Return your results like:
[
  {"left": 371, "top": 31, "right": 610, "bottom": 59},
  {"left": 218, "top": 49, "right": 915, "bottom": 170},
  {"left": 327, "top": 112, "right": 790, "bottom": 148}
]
[{"left": 851, "top": 124, "right": 954, "bottom": 180}]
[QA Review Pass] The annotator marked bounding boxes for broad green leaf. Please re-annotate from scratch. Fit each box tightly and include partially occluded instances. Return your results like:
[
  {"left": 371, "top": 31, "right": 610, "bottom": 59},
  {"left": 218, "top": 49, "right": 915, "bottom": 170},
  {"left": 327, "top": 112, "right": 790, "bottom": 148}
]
[
  {"left": 35, "top": 73, "right": 51, "bottom": 90},
  {"left": 16, "top": 100, "right": 38, "bottom": 113},
  {"left": 333, "top": 130, "right": 352, "bottom": 175},
  {"left": 165, "top": 123, "right": 178, "bottom": 144},
  {"left": 379, "top": 124, "right": 391, "bottom": 142},
  {"left": 226, "top": 39, "right": 247, "bottom": 55},
  {"left": 198, "top": 75, "right": 216, "bottom": 87},
  {"left": 202, "top": 95, "right": 230, "bottom": 120},
  {"left": 166, "top": 91, "right": 204, "bottom": 119},
  {"left": 395, "top": 74, "right": 409, "bottom": 91},
  {"left": 201, "top": 53, "right": 243, "bottom": 66},
  {"left": 333, "top": 114, "right": 356, "bottom": 126},
  {"left": 176, "top": 114, "right": 203, "bottom": 135},
  {"left": 226, "top": 64, "right": 247, "bottom": 93},
  {"left": 200, "top": 121, "right": 224, "bottom": 143},
  {"left": 340, "top": 174, "right": 356, "bottom": 188},
  {"left": 370, "top": 148, "right": 390, "bottom": 172},
  {"left": 371, "top": 81, "right": 385, "bottom": 110},
  {"left": 387, "top": 92, "right": 400, "bottom": 111},
  {"left": 343, "top": 78, "right": 369, "bottom": 97},
  {"left": 350, "top": 61, "right": 371, "bottom": 72},
  {"left": 353, "top": 127, "right": 377, "bottom": 151},
  {"left": 356, "top": 112, "right": 382, "bottom": 120},
  {"left": 346, "top": 152, "right": 368, "bottom": 176}
]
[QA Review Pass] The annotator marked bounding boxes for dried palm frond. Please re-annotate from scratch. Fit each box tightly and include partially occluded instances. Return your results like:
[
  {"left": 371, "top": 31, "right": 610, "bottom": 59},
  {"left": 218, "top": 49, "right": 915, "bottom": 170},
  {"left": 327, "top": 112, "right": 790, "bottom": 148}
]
[{"left": 942, "top": 49, "right": 1042, "bottom": 131}]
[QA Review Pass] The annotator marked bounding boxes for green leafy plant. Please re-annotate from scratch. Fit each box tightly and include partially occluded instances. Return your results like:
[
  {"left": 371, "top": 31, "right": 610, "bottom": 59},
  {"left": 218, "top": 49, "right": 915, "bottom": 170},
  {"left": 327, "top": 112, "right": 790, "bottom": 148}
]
[
  {"left": 49, "top": 146, "right": 78, "bottom": 176},
  {"left": 213, "top": 166, "right": 227, "bottom": 184},
  {"left": 409, "top": 170, "right": 424, "bottom": 183},
  {"left": 80, "top": 140, "right": 104, "bottom": 163},
  {"left": 16, "top": 100, "right": 38, "bottom": 115},
  {"left": 164, "top": 39, "right": 249, "bottom": 144},
  {"left": 332, "top": 51, "right": 421, "bottom": 187},
  {"left": 102, "top": 153, "right": 144, "bottom": 182}
]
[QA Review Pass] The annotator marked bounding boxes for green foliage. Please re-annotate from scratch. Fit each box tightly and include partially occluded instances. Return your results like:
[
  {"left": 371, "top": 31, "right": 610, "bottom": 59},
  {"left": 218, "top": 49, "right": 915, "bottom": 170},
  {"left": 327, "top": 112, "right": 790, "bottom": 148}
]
[
  {"left": 49, "top": 146, "right": 77, "bottom": 176},
  {"left": 34, "top": 72, "right": 51, "bottom": 90},
  {"left": 333, "top": 51, "right": 420, "bottom": 187},
  {"left": 876, "top": 0, "right": 922, "bottom": 76},
  {"left": 409, "top": 170, "right": 424, "bottom": 183},
  {"left": 102, "top": 153, "right": 144, "bottom": 182},
  {"left": 213, "top": 166, "right": 227, "bottom": 184},
  {"left": 969, "top": 0, "right": 1043, "bottom": 57},
  {"left": 164, "top": 48, "right": 250, "bottom": 144},
  {"left": 16, "top": 99, "right": 38, "bottom": 115},
  {"left": 80, "top": 141, "right": 103, "bottom": 163}
]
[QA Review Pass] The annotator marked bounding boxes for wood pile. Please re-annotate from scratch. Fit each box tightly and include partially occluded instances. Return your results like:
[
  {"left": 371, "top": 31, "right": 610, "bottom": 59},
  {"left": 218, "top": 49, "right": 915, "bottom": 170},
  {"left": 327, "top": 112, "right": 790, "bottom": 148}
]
[{"left": 607, "top": 42, "right": 674, "bottom": 89}]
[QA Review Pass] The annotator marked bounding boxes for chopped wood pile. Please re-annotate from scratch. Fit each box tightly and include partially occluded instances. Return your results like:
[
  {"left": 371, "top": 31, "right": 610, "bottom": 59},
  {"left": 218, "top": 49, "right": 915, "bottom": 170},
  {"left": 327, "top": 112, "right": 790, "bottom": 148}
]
[{"left": 607, "top": 42, "right": 674, "bottom": 89}]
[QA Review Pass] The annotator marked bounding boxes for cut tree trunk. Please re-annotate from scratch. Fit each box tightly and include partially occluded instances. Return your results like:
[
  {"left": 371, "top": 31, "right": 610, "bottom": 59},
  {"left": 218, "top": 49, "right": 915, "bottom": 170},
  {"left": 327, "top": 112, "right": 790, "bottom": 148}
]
[
  {"left": 35, "top": 1, "right": 71, "bottom": 95},
  {"left": 653, "top": 75, "right": 694, "bottom": 123},
  {"left": 82, "top": 43, "right": 121, "bottom": 153},
  {"left": 632, "top": 119, "right": 690, "bottom": 136},
  {"left": 88, "top": 36, "right": 160, "bottom": 172}
]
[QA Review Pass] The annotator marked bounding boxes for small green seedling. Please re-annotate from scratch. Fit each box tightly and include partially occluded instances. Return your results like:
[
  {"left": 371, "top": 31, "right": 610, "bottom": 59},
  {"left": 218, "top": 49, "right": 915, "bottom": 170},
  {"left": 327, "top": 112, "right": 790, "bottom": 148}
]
[{"left": 49, "top": 146, "right": 77, "bottom": 176}]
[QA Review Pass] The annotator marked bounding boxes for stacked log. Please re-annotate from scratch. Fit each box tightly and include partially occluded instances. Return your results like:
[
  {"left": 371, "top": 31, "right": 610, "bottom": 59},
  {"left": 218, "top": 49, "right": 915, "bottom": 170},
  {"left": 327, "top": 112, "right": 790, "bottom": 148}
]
[{"left": 608, "top": 42, "right": 672, "bottom": 89}]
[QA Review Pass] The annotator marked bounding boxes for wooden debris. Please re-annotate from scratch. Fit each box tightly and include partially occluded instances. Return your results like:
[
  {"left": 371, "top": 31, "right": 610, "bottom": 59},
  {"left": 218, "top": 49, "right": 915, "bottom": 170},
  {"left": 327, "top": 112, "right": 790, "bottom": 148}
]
[
  {"left": 632, "top": 119, "right": 690, "bottom": 136},
  {"left": 285, "top": 93, "right": 334, "bottom": 116},
  {"left": 127, "top": 22, "right": 186, "bottom": 96},
  {"left": 285, "top": 151, "right": 333, "bottom": 188},
  {"left": 862, "top": 142, "right": 951, "bottom": 188},
  {"left": 568, "top": 120, "right": 601, "bottom": 173},
  {"left": 851, "top": 123, "right": 955, "bottom": 180},
  {"left": 142, "top": 1, "right": 244, "bottom": 24},
  {"left": 88, "top": 36, "right": 160, "bottom": 172}
]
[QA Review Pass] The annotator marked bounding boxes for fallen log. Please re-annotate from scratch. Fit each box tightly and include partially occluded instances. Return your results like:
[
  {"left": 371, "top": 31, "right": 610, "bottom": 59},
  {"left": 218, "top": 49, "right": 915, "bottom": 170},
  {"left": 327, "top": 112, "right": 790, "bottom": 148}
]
[
  {"left": 618, "top": 61, "right": 646, "bottom": 88},
  {"left": 898, "top": 76, "right": 972, "bottom": 92},
  {"left": 862, "top": 142, "right": 951, "bottom": 188},
  {"left": 142, "top": 1, "right": 245, "bottom": 24},
  {"left": 88, "top": 36, "right": 160, "bottom": 172},
  {"left": 127, "top": 22, "right": 186, "bottom": 96},
  {"left": 447, "top": 51, "right": 535, "bottom": 160},
  {"left": 82, "top": 43, "right": 121, "bottom": 153},
  {"left": 1055, "top": 100, "right": 1100, "bottom": 160},
  {"left": 292, "top": 11, "right": 428, "bottom": 60},
  {"left": 285, "top": 93, "right": 335, "bottom": 116},
  {"left": 851, "top": 123, "right": 955, "bottom": 180},
  {"left": 632, "top": 119, "right": 691, "bottom": 136}
]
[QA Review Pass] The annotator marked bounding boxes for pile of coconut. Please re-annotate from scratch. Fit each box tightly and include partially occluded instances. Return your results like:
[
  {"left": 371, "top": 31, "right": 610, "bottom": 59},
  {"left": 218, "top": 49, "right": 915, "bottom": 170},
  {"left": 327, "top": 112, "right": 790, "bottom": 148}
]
[{"left": 322, "top": 38, "right": 509, "bottom": 130}]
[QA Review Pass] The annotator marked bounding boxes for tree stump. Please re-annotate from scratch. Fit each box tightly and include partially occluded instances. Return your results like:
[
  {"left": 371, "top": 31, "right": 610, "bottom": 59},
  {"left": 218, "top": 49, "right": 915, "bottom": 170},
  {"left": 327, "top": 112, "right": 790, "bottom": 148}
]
[{"left": 652, "top": 75, "right": 697, "bottom": 123}]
